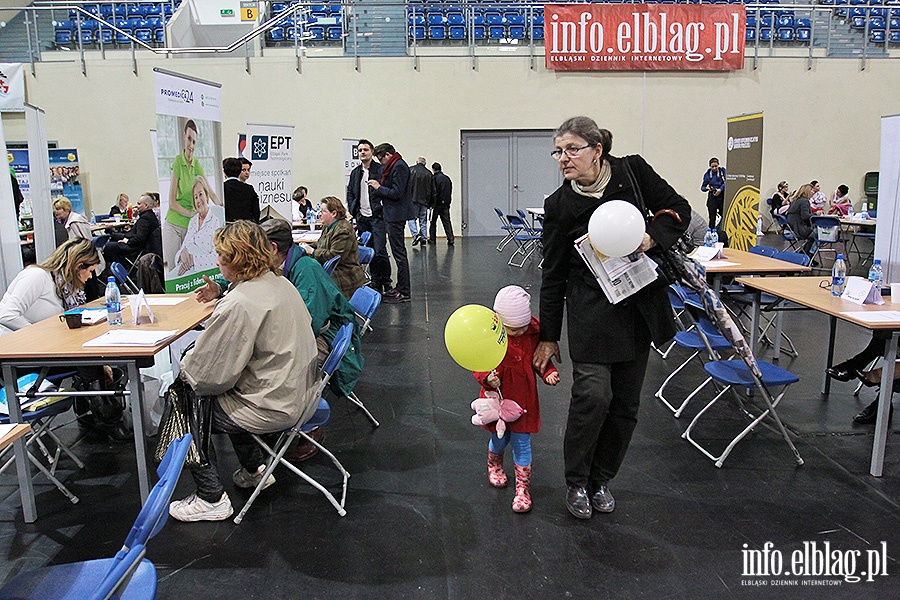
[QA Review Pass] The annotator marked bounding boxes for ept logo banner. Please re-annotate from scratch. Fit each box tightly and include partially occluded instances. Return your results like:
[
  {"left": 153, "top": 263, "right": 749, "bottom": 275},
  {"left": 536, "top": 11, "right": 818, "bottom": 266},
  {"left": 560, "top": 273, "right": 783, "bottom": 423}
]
[{"left": 251, "top": 135, "right": 269, "bottom": 160}]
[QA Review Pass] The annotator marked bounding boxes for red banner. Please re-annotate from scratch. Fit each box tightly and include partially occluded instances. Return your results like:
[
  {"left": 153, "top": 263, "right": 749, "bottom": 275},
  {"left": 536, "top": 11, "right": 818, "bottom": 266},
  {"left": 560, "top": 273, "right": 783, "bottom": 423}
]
[{"left": 544, "top": 4, "right": 745, "bottom": 71}]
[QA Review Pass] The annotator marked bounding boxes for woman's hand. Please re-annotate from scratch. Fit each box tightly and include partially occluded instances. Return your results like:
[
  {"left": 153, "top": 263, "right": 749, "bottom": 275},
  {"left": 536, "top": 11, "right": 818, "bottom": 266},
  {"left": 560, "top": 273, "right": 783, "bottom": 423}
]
[
  {"left": 544, "top": 371, "right": 560, "bottom": 386},
  {"left": 194, "top": 275, "right": 222, "bottom": 303},
  {"left": 301, "top": 242, "right": 315, "bottom": 254},
  {"left": 637, "top": 233, "right": 656, "bottom": 253},
  {"left": 533, "top": 341, "right": 560, "bottom": 373},
  {"left": 486, "top": 371, "right": 501, "bottom": 388}
]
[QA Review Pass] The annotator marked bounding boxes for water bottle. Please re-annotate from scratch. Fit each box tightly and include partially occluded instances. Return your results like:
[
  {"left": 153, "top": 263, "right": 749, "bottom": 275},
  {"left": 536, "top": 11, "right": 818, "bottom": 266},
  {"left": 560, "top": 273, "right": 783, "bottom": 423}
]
[
  {"left": 105, "top": 276, "right": 122, "bottom": 326},
  {"left": 703, "top": 228, "right": 714, "bottom": 247},
  {"left": 847, "top": 204, "right": 854, "bottom": 220},
  {"left": 831, "top": 254, "right": 847, "bottom": 296},
  {"left": 90, "top": 210, "right": 96, "bottom": 225},
  {"left": 756, "top": 216, "right": 764, "bottom": 236},
  {"left": 710, "top": 228, "right": 719, "bottom": 246},
  {"left": 868, "top": 259, "right": 884, "bottom": 290}
]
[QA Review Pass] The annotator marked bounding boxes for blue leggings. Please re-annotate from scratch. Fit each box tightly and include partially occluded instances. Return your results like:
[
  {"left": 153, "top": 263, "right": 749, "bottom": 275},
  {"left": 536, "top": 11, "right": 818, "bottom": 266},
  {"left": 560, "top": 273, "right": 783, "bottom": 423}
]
[{"left": 488, "top": 431, "right": 532, "bottom": 466}]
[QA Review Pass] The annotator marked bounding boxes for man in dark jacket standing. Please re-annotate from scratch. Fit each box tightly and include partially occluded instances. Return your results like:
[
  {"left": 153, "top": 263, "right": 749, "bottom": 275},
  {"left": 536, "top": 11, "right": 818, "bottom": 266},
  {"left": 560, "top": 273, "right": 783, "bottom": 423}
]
[
  {"left": 429, "top": 162, "right": 454, "bottom": 245},
  {"left": 369, "top": 143, "right": 416, "bottom": 303},
  {"left": 347, "top": 139, "right": 389, "bottom": 293},
  {"left": 407, "top": 157, "right": 434, "bottom": 246},
  {"left": 223, "top": 157, "right": 260, "bottom": 223}
]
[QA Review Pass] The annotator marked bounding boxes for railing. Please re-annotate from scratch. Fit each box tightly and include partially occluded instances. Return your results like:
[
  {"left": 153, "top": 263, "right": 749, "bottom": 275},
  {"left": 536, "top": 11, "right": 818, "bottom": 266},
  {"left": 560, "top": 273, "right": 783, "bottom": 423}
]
[{"left": 2, "top": 1, "right": 897, "bottom": 74}]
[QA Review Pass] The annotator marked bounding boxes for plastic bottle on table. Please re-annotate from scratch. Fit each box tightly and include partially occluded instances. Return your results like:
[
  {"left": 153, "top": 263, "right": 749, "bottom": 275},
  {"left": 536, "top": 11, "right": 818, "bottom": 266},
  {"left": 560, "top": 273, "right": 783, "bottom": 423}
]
[
  {"left": 831, "top": 254, "right": 847, "bottom": 296},
  {"left": 847, "top": 204, "right": 854, "bottom": 220},
  {"left": 90, "top": 210, "right": 96, "bottom": 225},
  {"left": 703, "top": 228, "right": 714, "bottom": 247},
  {"left": 105, "top": 276, "right": 122, "bottom": 326},
  {"left": 710, "top": 228, "right": 719, "bottom": 245},
  {"left": 868, "top": 259, "right": 884, "bottom": 290}
]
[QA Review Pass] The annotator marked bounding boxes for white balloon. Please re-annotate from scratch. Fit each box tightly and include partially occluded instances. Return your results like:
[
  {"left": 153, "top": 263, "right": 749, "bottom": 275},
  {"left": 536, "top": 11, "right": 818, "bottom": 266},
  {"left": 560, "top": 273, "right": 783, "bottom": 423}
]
[{"left": 587, "top": 200, "right": 646, "bottom": 258}]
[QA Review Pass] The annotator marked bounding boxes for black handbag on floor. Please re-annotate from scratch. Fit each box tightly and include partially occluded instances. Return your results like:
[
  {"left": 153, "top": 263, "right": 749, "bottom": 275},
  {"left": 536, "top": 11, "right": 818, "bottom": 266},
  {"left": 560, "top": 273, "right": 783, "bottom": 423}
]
[{"left": 153, "top": 378, "right": 212, "bottom": 468}]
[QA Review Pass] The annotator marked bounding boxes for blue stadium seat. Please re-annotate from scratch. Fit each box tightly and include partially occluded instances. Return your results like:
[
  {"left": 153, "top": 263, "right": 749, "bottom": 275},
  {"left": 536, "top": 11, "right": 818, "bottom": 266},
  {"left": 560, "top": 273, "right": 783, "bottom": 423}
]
[
  {"left": 309, "top": 26, "right": 325, "bottom": 41},
  {"left": 267, "top": 27, "right": 285, "bottom": 42},
  {"left": 409, "top": 26, "right": 425, "bottom": 40},
  {"left": 509, "top": 25, "right": 525, "bottom": 39},
  {"left": 794, "top": 18, "right": 811, "bottom": 27},
  {"left": 449, "top": 25, "right": 466, "bottom": 40},
  {"left": 272, "top": 3, "right": 289, "bottom": 15},
  {"left": 870, "top": 16, "right": 886, "bottom": 29},
  {"left": 746, "top": 15, "right": 757, "bottom": 28},
  {"left": 54, "top": 21, "right": 73, "bottom": 45},
  {"left": 796, "top": 27, "right": 811, "bottom": 41},
  {"left": 489, "top": 25, "right": 505, "bottom": 38},
  {"left": 429, "top": 25, "right": 447, "bottom": 39},
  {"left": 327, "top": 26, "right": 342, "bottom": 41},
  {"left": 505, "top": 11, "right": 525, "bottom": 26},
  {"left": 99, "top": 24, "right": 114, "bottom": 44},
  {"left": 851, "top": 16, "right": 867, "bottom": 28},
  {"left": 127, "top": 5, "right": 144, "bottom": 18},
  {"left": 533, "top": 25, "right": 544, "bottom": 39},
  {"left": 116, "top": 19, "right": 134, "bottom": 44},
  {"left": 746, "top": 27, "right": 756, "bottom": 42},
  {"left": 408, "top": 13, "right": 425, "bottom": 27},
  {"left": 472, "top": 25, "right": 486, "bottom": 39},
  {"left": 427, "top": 12, "right": 444, "bottom": 26},
  {"left": 777, "top": 27, "right": 793, "bottom": 41},
  {"left": 485, "top": 11, "right": 503, "bottom": 26},
  {"left": 144, "top": 4, "right": 162, "bottom": 19},
  {"left": 776, "top": 15, "right": 793, "bottom": 27},
  {"left": 760, "top": 28, "right": 772, "bottom": 41},
  {"left": 135, "top": 19, "right": 153, "bottom": 43},
  {"left": 890, "top": 30, "right": 900, "bottom": 42},
  {"left": 446, "top": 11, "right": 464, "bottom": 26},
  {"left": 871, "top": 29, "right": 886, "bottom": 41}
]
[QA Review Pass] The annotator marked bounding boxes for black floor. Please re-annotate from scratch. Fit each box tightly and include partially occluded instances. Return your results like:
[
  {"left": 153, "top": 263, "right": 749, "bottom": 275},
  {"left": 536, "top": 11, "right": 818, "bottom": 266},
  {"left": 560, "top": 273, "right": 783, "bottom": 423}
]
[{"left": 2, "top": 236, "right": 898, "bottom": 599}]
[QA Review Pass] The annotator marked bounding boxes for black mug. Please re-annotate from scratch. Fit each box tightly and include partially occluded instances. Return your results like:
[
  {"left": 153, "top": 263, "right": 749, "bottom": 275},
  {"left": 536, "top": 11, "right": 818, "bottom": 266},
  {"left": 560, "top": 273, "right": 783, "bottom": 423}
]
[{"left": 60, "top": 312, "right": 82, "bottom": 329}]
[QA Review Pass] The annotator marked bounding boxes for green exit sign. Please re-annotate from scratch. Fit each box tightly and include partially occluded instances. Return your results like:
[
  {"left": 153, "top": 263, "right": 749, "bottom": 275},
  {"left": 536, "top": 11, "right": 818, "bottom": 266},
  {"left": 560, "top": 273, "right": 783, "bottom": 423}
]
[{"left": 220, "top": 9, "right": 235, "bottom": 17}]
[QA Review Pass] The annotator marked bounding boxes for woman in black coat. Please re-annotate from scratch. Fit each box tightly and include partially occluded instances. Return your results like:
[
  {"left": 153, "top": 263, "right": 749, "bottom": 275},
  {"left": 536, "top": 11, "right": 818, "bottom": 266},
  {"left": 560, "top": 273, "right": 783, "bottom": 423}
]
[{"left": 533, "top": 116, "right": 690, "bottom": 520}]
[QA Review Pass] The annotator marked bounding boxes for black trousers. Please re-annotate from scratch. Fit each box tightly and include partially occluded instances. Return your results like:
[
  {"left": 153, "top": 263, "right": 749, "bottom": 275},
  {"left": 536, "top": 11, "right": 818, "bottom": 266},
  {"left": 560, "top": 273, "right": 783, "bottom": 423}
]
[
  {"left": 429, "top": 204, "right": 454, "bottom": 242},
  {"left": 839, "top": 331, "right": 898, "bottom": 371},
  {"left": 564, "top": 351, "right": 650, "bottom": 489},
  {"left": 386, "top": 220, "right": 410, "bottom": 295},
  {"left": 357, "top": 215, "right": 391, "bottom": 290},
  {"left": 706, "top": 193, "right": 723, "bottom": 229}
]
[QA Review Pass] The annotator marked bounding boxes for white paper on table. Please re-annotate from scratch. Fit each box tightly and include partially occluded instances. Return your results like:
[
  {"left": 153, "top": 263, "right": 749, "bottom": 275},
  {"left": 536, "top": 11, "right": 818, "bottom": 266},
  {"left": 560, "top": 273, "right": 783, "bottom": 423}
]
[
  {"left": 0, "top": 423, "right": 18, "bottom": 438},
  {"left": 78, "top": 307, "right": 109, "bottom": 325},
  {"left": 83, "top": 330, "right": 178, "bottom": 347},
  {"left": 839, "top": 310, "right": 900, "bottom": 323},
  {"left": 841, "top": 277, "right": 884, "bottom": 305},
  {"left": 690, "top": 246, "right": 725, "bottom": 262},
  {"left": 140, "top": 297, "right": 187, "bottom": 306}
]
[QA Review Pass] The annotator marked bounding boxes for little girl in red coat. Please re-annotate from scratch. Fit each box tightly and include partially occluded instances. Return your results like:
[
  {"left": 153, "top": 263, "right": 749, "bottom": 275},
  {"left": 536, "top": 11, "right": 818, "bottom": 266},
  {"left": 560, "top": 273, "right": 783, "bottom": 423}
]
[{"left": 473, "top": 285, "right": 558, "bottom": 513}]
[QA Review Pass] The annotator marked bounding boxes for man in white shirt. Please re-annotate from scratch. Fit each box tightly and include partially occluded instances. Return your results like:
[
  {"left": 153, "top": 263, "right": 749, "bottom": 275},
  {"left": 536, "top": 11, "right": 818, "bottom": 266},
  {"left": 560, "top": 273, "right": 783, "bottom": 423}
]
[{"left": 346, "top": 139, "right": 389, "bottom": 292}]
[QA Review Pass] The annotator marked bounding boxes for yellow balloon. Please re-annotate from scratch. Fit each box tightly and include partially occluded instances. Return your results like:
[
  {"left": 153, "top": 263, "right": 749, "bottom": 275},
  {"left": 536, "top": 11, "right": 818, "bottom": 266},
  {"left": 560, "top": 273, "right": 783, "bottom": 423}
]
[{"left": 444, "top": 304, "right": 508, "bottom": 371}]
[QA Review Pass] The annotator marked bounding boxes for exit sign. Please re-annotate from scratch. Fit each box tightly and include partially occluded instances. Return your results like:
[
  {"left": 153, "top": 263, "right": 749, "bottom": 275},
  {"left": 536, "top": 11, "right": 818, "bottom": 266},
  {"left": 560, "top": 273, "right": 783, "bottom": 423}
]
[{"left": 220, "top": 9, "right": 235, "bottom": 17}]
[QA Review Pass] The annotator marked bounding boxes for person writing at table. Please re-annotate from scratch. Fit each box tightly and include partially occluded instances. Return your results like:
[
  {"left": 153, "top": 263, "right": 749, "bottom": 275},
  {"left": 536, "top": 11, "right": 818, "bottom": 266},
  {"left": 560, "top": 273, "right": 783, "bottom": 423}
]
[
  {"left": 300, "top": 196, "right": 365, "bottom": 300},
  {"left": 533, "top": 116, "right": 689, "bottom": 520},
  {"left": 169, "top": 221, "right": 320, "bottom": 522}
]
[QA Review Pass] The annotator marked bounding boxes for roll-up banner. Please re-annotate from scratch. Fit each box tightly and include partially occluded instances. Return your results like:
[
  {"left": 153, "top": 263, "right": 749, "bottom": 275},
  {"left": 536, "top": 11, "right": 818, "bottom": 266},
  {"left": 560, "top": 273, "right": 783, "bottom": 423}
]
[
  {"left": 154, "top": 68, "right": 224, "bottom": 294},
  {"left": 724, "top": 112, "right": 764, "bottom": 252},
  {"left": 544, "top": 4, "right": 745, "bottom": 71},
  {"left": 243, "top": 123, "right": 294, "bottom": 221}
]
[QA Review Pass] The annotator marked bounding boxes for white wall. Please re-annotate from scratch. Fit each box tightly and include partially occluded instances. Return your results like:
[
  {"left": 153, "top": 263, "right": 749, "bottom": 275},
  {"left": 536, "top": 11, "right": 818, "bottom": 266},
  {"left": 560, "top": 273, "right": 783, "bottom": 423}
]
[{"left": 9, "top": 52, "right": 900, "bottom": 233}]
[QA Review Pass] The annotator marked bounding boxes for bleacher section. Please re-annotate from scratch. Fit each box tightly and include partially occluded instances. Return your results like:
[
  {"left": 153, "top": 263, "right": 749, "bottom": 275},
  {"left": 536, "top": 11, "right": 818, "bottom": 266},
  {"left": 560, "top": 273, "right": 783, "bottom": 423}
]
[
  {"left": 50, "top": 0, "right": 900, "bottom": 50},
  {"left": 54, "top": 2, "right": 180, "bottom": 47}
]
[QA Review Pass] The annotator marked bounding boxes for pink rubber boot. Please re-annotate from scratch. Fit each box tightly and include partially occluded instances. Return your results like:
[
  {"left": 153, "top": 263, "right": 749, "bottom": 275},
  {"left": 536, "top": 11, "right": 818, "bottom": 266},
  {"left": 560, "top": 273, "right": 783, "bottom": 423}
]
[{"left": 487, "top": 450, "right": 507, "bottom": 488}]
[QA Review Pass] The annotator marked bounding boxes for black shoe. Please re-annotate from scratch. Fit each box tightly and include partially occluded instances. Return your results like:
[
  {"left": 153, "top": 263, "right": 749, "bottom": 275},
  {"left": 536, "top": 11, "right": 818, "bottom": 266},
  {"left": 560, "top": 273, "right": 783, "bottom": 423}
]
[
  {"left": 427, "top": 239, "right": 436, "bottom": 245},
  {"left": 826, "top": 365, "right": 856, "bottom": 382},
  {"left": 855, "top": 370, "right": 879, "bottom": 388},
  {"left": 384, "top": 287, "right": 399, "bottom": 297},
  {"left": 853, "top": 399, "right": 893, "bottom": 425},
  {"left": 591, "top": 485, "right": 616, "bottom": 513},
  {"left": 565, "top": 486, "right": 592, "bottom": 519},
  {"left": 412, "top": 236, "right": 421, "bottom": 246},
  {"left": 447, "top": 240, "right": 455, "bottom": 246},
  {"left": 383, "top": 292, "right": 411, "bottom": 304}
]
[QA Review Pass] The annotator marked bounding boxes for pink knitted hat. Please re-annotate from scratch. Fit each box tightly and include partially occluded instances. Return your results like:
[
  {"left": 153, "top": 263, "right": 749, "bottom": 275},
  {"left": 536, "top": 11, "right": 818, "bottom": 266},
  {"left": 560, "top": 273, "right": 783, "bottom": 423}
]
[{"left": 493, "top": 285, "right": 532, "bottom": 328}]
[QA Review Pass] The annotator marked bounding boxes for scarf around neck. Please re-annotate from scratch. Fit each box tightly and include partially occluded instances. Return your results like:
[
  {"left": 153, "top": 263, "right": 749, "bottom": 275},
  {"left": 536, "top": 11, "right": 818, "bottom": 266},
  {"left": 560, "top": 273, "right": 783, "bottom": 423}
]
[
  {"left": 571, "top": 160, "right": 612, "bottom": 199},
  {"left": 379, "top": 152, "right": 403, "bottom": 184},
  {"left": 54, "top": 270, "right": 86, "bottom": 310}
]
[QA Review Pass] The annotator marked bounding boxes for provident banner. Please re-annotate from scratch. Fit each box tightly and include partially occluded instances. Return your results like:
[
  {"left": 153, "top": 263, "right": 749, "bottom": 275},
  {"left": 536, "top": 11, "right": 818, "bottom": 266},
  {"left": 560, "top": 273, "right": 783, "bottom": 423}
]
[
  {"left": 545, "top": 4, "right": 745, "bottom": 71},
  {"left": 154, "top": 68, "right": 224, "bottom": 293},
  {"left": 0, "top": 64, "right": 25, "bottom": 112},
  {"left": 243, "top": 123, "right": 294, "bottom": 221},
  {"left": 723, "top": 112, "right": 764, "bottom": 251}
]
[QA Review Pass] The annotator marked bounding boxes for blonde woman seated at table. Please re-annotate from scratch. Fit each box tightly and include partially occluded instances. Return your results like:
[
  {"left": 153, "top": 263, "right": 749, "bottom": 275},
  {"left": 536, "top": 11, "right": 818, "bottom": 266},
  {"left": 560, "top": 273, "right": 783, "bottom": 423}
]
[
  {"left": 0, "top": 239, "right": 100, "bottom": 334},
  {"left": 110, "top": 193, "right": 130, "bottom": 217},
  {"left": 171, "top": 177, "right": 224, "bottom": 277},
  {"left": 300, "top": 196, "right": 365, "bottom": 300},
  {"left": 169, "top": 221, "right": 319, "bottom": 522},
  {"left": 52, "top": 197, "right": 92, "bottom": 241}
]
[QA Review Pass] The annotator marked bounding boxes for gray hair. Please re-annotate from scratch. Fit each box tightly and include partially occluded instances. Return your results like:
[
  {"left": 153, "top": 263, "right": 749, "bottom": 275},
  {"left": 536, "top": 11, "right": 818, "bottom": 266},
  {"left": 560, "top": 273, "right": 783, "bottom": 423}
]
[
  {"left": 554, "top": 116, "right": 613, "bottom": 155},
  {"left": 416, "top": 156, "right": 427, "bottom": 165}
]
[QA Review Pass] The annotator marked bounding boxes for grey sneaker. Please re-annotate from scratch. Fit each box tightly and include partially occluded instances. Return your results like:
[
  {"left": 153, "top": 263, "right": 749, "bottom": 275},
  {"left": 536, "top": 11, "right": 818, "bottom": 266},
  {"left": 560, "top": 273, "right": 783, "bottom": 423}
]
[
  {"left": 232, "top": 465, "right": 276, "bottom": 490},
  {"left": 169, "top": 492, "right": 233, "bottom": 522}
]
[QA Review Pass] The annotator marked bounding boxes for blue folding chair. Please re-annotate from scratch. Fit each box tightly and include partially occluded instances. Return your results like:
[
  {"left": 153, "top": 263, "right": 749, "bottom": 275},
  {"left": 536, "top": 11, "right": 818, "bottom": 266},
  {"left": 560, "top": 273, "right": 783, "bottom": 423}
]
[
  {"left": 505, "top": 214, "right": 542, "bottom": 268},
  {"left": 234, "top": 325, "right": 354, "bottom": 523},
  {"left": 0, "top": 373, "right": 83, "bottom": 504},
  {"left": 350, "top": 285, "right": 381, "bottom": 337},
  {"left": 774, "top": 214, "right": 803, "bottom": 252},
  {"left": 358, "top": 246, "right": 374, "bottom": 286},
  {"left": 848, "top": 209, "right": 876, "bottom": 268},
  {"left": 0, "top": 434, "right": 192, "bottom": 599},
  {"left": 359, "top": 230, "right": 372, "bottom": 247},
  {"left": 809, "top": 215, "right": 844, "bottom": 273},
  {"left": 322, "top": 255, "right": 340, "bottom": 276},
  {"left": 493, "top": 207, "right": 520, "bottom": 252},
  {"left": 111, "top": 261, "right": 139, "bottom": 294}
]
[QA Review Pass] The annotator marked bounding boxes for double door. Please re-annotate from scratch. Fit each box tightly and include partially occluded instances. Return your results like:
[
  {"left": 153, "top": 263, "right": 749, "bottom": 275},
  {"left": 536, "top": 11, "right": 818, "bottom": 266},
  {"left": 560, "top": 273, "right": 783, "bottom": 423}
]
[{"left": 461, "top": 130, "right": 561, "bottom": 237}]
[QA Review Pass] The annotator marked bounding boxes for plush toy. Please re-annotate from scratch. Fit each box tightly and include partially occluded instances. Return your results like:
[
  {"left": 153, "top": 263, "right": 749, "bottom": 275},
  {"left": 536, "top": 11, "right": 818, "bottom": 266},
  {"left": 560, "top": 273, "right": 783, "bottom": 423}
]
[{"left": 471, "top": 389, "right": 526, "bottom": 438}]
